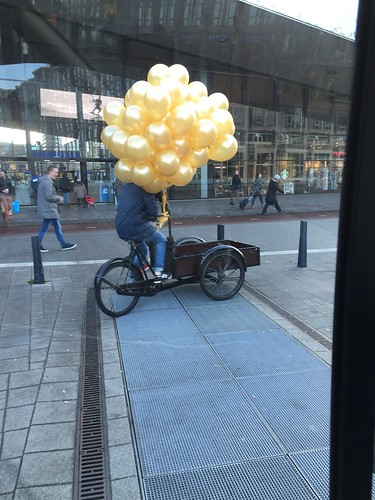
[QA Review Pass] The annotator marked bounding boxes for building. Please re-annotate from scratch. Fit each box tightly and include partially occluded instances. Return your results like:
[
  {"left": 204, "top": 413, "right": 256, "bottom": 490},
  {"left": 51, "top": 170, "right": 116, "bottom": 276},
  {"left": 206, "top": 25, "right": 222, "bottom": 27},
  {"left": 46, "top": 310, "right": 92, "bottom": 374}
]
[{"left": 0, "top": 0, "right": 354, "bottom": 203}]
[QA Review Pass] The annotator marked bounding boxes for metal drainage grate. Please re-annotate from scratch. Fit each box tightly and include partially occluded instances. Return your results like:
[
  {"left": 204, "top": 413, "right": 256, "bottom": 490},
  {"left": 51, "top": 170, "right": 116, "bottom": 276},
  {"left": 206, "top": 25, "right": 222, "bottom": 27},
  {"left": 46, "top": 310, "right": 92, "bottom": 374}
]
[{"left": 73, "top": 289, "right": 110, "bottom": 500}]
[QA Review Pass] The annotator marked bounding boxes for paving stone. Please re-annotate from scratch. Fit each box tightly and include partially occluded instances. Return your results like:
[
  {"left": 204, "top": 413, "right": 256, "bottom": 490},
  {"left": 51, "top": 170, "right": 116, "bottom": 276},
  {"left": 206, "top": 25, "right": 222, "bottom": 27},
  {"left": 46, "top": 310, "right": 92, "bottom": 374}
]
[
  {"left": 26, "top": 422, "right": 75, "bottom": 452},
  {"left": 32, "top": 400, "right": 76, "bottom": 424},
  {"left": 7, "top": 386, "right": 38, "bottom": 408},
  {"left": 1, "top": 429, "right": 28, "bottom": 459},
  {"left": 107, "top": 418, "right": 131, "bottom": 446},
  {"left": 49, "top": 340, "right": 81, "bottom": 353},
  {"left": 17, "top": 450, "right": 74, "bottom": 487},
  {"left": 9, "top": 370, "right": 43, "bottom": 389},
  {"left": 5, "top": 405, "right": 34, "bottom": 431},
  {"left": 109, "top": 444, "right": 137, "bottom": 480},
  {"left": 106, "top": 395, "right": 128, "bottom": 419},
  {"left": 111, "top": 477, "right": 141, "bottom": 500},
  {"left": 105, "top": 377, "right": 125, "bottom": 398},
  {"left": 45, "top": 352, "right": 81, "bottom": 367},
  {"left": 0, "top": 336, "right": 29, "bottom": 348},
  {"left": 0, "top": 458, "right": 21, "bottom": 494},
  {"left": 0, "top": 374, "right": 8, "bottom": 391},
  {"left": 37, "top": 381, "right": 78, "bottom": 402},
  {"left": 0, "top": 346, "right": 29, "bottom": 361},
  {"left": 14, "top": 484, "right": 73, "bottom": 499},
  {"left": 30, "top": 348, "right": 48, "bottom": 363},
  {"left": 42, "top": 366, "right": 80, "bottom": 383}
]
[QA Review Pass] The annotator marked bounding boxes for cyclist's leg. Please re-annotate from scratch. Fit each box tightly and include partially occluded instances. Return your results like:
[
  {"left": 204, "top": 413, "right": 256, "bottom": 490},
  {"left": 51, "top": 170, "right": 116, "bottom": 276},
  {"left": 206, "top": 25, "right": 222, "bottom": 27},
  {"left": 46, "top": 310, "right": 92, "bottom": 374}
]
[
  {"left": 133, "top": 241, "right": 149, "bottom": 269},
  {"left": 147, "top": 230, "right": 166, "bottom": 273}
]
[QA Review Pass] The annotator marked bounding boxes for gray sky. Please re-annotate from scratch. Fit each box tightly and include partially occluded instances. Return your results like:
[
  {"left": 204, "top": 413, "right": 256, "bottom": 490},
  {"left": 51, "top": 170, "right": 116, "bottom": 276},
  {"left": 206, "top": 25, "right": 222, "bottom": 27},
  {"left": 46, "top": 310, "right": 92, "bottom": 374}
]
[{"left": 248, "top": 0, "right": 359, "bottom": 38}]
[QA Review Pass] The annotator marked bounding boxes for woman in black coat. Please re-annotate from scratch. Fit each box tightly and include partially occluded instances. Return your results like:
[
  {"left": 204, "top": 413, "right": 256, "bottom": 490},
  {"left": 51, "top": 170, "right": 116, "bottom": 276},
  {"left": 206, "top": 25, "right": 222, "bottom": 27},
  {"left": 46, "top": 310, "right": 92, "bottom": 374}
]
[{"left": 261, "top": 174, "right": 285, "bottom": 215}]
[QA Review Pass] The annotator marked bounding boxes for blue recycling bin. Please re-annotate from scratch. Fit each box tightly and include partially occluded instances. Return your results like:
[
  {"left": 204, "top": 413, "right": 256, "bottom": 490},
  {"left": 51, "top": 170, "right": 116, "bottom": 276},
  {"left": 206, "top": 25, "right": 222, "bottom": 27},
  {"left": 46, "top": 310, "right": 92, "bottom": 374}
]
[{"left": 99, "top": 184, "right": 109, "bottom": 202}]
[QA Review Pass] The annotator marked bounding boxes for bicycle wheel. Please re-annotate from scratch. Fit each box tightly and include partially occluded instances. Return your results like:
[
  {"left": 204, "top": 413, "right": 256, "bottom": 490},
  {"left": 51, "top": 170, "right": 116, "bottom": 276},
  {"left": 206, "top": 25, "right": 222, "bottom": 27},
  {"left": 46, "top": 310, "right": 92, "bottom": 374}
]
[
  {"left": 175, "top": 236, "right": 205, "bottom": 246},
  {"left": 199, "top": 250, "right": 245, "bottom": 300},
  {"left": 95, "top": 261, "right": 142, "bottom": 317}
]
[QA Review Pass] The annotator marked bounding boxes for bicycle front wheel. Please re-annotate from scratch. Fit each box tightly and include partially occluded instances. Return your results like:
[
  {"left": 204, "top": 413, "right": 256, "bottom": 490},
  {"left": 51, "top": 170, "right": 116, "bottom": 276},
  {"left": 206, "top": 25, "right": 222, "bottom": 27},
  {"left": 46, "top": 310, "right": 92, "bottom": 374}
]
[{"left": 95, "top": 261, "right": 142, "bottom": 317}]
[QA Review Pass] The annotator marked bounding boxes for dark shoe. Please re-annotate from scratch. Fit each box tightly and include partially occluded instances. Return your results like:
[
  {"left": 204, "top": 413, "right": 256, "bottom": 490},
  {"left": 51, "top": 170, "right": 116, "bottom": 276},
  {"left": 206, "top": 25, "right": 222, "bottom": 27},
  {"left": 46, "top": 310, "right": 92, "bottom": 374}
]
[
  {"left": 40, "top": 246, "right": 48, "bottom": 253},
  {"left": 261, "top": 213, "right": 266, "bottom": 216},
  {"left": 62, "top": 243, "right": 77, "bottom": 251},
  {"left": 230, "top": 202, "right": 234, "bottom": 205},
  {"left": 278, "top": 211, "right": 284, "bottom": 215}
]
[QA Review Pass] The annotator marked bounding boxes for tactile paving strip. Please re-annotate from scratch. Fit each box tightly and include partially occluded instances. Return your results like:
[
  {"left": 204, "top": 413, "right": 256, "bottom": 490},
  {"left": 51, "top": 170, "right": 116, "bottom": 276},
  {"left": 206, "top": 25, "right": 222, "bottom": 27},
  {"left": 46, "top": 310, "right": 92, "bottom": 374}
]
[
  {"left": 144, "top": 456, "right": 319, "bottom": 500},
  {"left": 239, "top": 369, "right": 331, "bottom": 452},
  {"left": 129, "top": 378, "right": 283, "bottom": 477}
]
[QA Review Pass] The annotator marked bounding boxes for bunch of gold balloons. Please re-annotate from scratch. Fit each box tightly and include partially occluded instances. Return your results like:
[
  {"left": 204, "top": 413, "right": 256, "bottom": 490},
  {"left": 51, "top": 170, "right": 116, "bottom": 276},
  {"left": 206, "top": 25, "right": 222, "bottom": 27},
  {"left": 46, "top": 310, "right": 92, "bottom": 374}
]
[{"left": 101, "top": 63, "right": 238, "bottom": 193}]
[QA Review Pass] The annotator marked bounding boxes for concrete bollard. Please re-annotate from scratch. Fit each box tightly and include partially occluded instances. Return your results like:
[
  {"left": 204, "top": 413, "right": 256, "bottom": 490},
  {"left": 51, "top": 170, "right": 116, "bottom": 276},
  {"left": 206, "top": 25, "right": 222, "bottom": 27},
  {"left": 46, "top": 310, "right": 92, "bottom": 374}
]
[
  {"left": 217, "top": 224, "right": 225, "bottom": 240},
  {"left": 31, "top": 236, "right": 45, "bottom": 284},
  {"left": 297, "top": 220, "right": 307, "bottom": 268}
]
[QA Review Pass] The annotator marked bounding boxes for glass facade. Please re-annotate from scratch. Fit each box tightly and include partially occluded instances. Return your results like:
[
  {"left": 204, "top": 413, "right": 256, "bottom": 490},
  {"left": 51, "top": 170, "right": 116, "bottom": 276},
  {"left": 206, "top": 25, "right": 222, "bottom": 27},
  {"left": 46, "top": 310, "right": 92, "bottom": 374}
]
[{"left": 0, "top": 0, "right": 353, "bottom": 203}]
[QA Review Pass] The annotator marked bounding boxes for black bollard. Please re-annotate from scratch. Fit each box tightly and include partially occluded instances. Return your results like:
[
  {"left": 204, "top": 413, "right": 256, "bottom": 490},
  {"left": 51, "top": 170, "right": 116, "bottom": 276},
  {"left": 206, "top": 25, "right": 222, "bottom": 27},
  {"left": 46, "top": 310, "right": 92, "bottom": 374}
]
[
  {"left": 217, "top": 224, "right": 225, "bottom": 241},
  {"left": 31, "top": 236, "right": 45, "bottom": 284},
  {"left": 297, "top": 220, "right": 308, "bottom": 268}
]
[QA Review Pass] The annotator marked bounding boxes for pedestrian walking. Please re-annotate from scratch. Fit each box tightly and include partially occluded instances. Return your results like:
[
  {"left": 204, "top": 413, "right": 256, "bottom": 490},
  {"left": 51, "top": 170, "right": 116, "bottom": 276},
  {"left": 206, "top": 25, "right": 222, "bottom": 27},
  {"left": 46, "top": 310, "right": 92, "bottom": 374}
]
[
  {"left": 0, "top": 170, "right": 14, "bottom": 223},
  {"left": 112, "top": 178, "right": 124, "bottom": 207},
  {"left": 261, "top": 174, "right": 285, "bottom": 215},
  {"left": 74, "top": 178, "right": 88, "bottom": 208},
  {"left": 37, "top": 165, "right": 77, "bottom": 252},
  {"left": 59, "top": 173, "right": 73, "bottom": 205},
  {"left": 250, "top": 173, "right": 265, "bottom": 208},
  {"left": 229, "top": 170, "right": 242, "bottom": 205}
]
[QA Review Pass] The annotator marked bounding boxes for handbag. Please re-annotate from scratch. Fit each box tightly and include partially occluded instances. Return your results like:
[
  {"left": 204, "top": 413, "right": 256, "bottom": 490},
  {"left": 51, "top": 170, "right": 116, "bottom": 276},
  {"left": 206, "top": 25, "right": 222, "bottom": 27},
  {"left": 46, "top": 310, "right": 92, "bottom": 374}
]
[{"left": 12, "top": 200, "right": 20, "bottom": 214}]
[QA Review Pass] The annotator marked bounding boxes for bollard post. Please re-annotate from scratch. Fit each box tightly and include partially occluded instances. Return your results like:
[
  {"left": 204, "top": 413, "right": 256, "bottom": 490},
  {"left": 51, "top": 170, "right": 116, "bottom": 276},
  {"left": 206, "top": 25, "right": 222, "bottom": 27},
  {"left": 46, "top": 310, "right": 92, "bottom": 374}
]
[
  {"left": 217, "top": 224, "right": 225, "bottom": 240},
  {"left": 31, "top": 236, "right": 45, "bottom": 284},
  {"left": 297, "top": 220, "right": 307, "bottom": 268}
]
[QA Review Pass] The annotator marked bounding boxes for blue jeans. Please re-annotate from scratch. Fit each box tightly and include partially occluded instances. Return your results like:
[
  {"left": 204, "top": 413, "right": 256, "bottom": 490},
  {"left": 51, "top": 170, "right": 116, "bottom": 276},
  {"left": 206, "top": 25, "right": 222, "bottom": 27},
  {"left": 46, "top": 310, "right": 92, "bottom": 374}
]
[
  {"left": 136, "top": 230, "right": 166, "bottom": 273},
  {"left": 63, "top": 192, "right": 70, "bottom": 205},
  {"left": 38, "top": 219, "right": 67, "bottom": 247}
]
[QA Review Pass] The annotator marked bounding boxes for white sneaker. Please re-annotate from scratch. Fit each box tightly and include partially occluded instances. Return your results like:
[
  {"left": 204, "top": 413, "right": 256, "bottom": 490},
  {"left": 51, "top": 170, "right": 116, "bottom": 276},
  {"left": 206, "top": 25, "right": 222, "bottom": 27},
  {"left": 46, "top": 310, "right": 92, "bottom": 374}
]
[{"left": 154, "top": 272, "right": 172, "bottom": 284}]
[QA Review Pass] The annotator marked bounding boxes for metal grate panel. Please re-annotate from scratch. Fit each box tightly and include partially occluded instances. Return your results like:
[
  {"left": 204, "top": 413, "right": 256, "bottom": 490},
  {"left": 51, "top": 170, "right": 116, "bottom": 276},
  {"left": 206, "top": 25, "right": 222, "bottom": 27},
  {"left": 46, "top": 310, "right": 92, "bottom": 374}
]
[
  {"left": 173, "top": 283, "right": 245, "bottom": 308},
  {"left": 117, "top": 307, "right": 201, "bottom": 341},
  {"left": 129, "top": 378, "right": 283, "bottom": 477},
  {"left": 143, "top": 456, "right": 319, "bottom": 500},
  {"left": 120, "top": 337, "right": 229, "bottom": 390},
  {"left": 186, "top": 301, "right": 277, "bottom": 335},
  {"left": 207, "top": 329, "right": 327, "bottom": 377},
  {"left": 239, "top": 370, "right": 331, "bottom": 452},
  {"left": 291, "top": 449, "right": 330, "bottom": 499}
]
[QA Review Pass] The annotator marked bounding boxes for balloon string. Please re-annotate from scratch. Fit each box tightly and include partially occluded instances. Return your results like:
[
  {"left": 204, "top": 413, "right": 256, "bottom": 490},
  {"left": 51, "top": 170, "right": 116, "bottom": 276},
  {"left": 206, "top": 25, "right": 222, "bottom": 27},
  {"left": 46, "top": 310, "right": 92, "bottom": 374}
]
[{"left": 161, "top": 188, "right": 169, "bottom": 217}]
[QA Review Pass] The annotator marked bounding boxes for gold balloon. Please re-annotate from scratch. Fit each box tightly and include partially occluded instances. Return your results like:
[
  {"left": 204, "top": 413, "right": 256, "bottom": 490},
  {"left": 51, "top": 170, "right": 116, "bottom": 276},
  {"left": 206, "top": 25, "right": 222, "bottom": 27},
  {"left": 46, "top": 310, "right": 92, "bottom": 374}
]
[
  {"left": 108, "top": 130, "right": 129, "bottom": 158},
  {"left": 143, "top": 177, "right": 167, "bottom": 194},
  {"left": 147, "top": 64, "right": 170, "bottom": 86},
  {"left": 197, "top": 96, "right": 215, "bottom": 118},
  {"left": 208, "top": 134, "right": 238, "bottom": 161},
  {"left": 144, "top": 86, "right": 171, "bottom": 121},
  {"left": 131, "top": 162, "right": 156, "bottom": 187},
  {"left": 168, "top": 163, "right": 195, "bottom": 186},
  {"left": 145, "top": 122, "right": 172, "bottom": 151},
  {"left": 129, "top": 80, "right": 151, "bottom": 107},
  {"left": 209, "top": 109, "right": 235, "bottom": 136},
  {"left": 101, "top": 125, "right": 120, "bottom": 149},
  {"left": 183, "top": 148, "right": 209, "bottom": 168},
  {"left": 103, "top": 101, "right": 125, "bottom": 126},
  {"left": 189, "top": 119, "right": 218, "bottom": 149},
  {"left": 122, "top": 105, "right": 148, "bottom": 135},
  {"left": 167, "top": 102, "right": 197, "bottom": 138},
  {"left": 124, "top": 90, "right": 132, "bottom": 107},
  {"left": 160, "top": 76, "right": 183, "bottom": 109},
  {"left": 188, "top": 81, "right": 208, "bottom": 102},
  {"left": 115, "top": 159, "right": 133, "bottom": 183},
  {"left": 169, "top": 137, "right": 190, "bottom": 157},
  {"left": 207, "top": 92, "right": 229, "bottom": 110},
  {"left": 123, "top": 135, "right": 152, "bottom": 162},
  {"left": 154, "top": 150, "right": 180, "bottom": 177},
  {"left": 169, "top": 64, "right": 190, "bottom": 85}
]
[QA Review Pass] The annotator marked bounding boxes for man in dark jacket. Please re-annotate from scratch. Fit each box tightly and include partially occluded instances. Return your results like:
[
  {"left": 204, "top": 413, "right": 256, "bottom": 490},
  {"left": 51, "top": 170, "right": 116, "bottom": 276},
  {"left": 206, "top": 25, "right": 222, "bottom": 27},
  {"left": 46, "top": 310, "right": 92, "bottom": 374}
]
[
  {"left": 37, "top": 165, "right": 77, "bottom": 252},
  {"left": 116, "top": 183, "right": 170, "bottom": 281},
  {"left": 59, "top": 173, "right": 73, "bottom": 205},
  {"left": 0, "top": 170, "right": 14, "bottom": 223},
  {"left": 229, "top": 170, "right": 242, "bottom": 205},
  {"left": 261, "top": 174, "right": 285, "bottom": 215}
]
